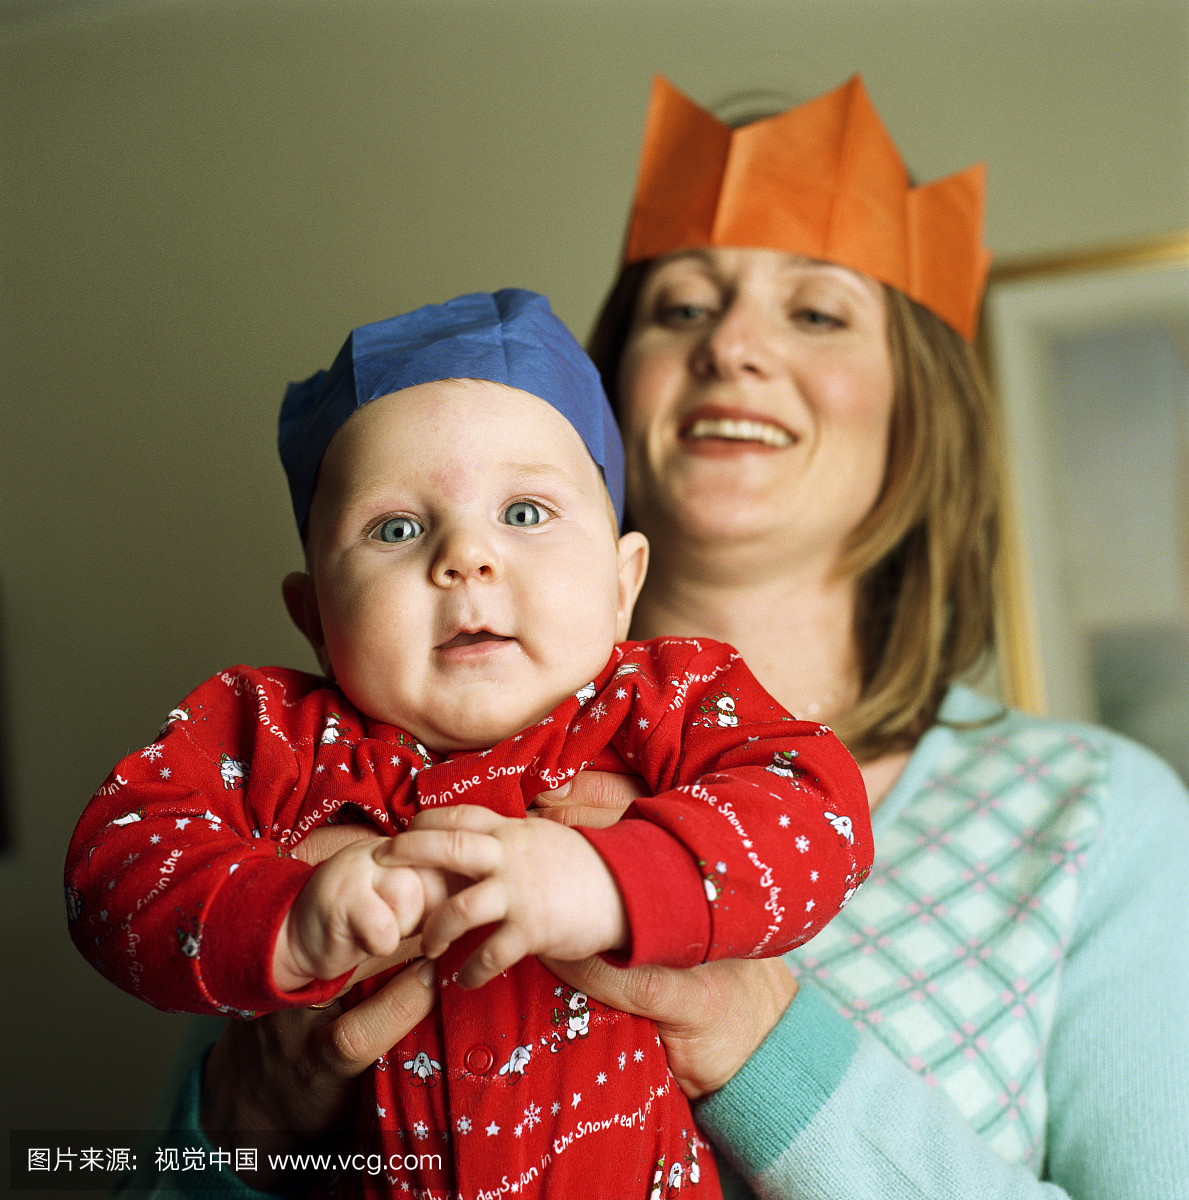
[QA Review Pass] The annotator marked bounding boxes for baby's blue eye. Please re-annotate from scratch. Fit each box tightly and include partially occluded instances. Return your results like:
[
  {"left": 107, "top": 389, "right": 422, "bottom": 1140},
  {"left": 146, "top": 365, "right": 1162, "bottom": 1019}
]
[
  {"left": 371, "top": 516, "right": 423, "bottom": 543},
  {"left": 503, "top": 501, "right": 544, "bottom": 527}
]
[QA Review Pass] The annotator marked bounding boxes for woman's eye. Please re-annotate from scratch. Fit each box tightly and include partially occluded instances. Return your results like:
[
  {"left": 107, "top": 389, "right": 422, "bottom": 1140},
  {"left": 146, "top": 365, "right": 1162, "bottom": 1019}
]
[
  {"left": 502, "top": 501, "right": 545, "bottom": 527},
  {"left": 371, "top": 516, "right": 423, "bottom": 543},
  {"left": 792, "top": 307, "right": 845, "bottom": 330},
  {"left": 658, "top": 301, "right": 714, "bottom": 326}
]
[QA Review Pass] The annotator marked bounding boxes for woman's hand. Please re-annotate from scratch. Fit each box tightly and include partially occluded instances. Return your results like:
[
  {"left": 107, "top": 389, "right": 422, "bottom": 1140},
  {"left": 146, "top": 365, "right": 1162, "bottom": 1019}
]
[
  {"left": 199, "top": 824, "right": 433, "bottom": 1189},
  {"left": 291, "top": 821, "right": 379, "bottom": 865},
  {"left": 197, "top": 778, "right": 644, "bottom": 1186},
  {"left": 545, "top": 954, "right": 798, "bottom": 1100},
  {"left": 201, "top": 957, "right": 436, "bottom": 1189},
  {"left": 536, "top": 772, "right": 797, "bottom": 1099},
  {"left": 530, "top": 769, "right": 648, "bottom": 828}
]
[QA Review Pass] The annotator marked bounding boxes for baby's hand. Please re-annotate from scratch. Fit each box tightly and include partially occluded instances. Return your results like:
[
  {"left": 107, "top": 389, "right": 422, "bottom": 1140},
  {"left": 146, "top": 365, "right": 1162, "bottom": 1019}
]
[
  {"left": 381, "top": 806, "right": 628, "bottom": 989},
  {"left": 273, "top": 837, "right": 447, "bottom": 993}
]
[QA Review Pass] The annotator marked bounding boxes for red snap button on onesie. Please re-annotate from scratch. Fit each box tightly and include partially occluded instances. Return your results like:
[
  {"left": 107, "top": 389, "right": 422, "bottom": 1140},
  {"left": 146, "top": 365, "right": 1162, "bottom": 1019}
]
[{"left": 463, "top": 1044, "right": 495, "bottom": 1074}]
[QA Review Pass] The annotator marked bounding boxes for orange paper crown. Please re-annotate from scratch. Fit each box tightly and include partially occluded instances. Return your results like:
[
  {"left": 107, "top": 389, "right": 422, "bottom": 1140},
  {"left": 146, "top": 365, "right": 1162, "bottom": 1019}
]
[{"left": 624, "top": 75, "right": 992, "bottom": 340}]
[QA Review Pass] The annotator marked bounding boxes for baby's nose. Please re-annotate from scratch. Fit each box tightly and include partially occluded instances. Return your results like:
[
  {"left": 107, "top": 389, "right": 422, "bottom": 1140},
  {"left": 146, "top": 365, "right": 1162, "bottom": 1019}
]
[{"left": 430, "top": 527, "right": 500, "bottom": 585}]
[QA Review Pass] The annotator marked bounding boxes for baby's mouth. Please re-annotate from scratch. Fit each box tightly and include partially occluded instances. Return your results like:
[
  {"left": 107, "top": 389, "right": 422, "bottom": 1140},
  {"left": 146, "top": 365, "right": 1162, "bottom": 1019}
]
[{"left": 437, "top": 630, "right": 514, "bottom": 651}]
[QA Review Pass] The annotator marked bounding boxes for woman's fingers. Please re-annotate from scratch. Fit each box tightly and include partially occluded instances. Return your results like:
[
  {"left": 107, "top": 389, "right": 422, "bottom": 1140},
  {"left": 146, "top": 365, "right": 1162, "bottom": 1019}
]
[
  {"left": 545, "top": 954, "right": 689, "bottom": 1022},
  {"left": 344, "top": 935, "right": 424, "bottom": 989},
  {"left": 316, "top": 957, "right": 437, "bottom": 1076},
  {"left": 531, "top": 771, "right": 648, "bottom": 829},
  {"left": 544, "top": 955, "right": 798, "bottom": 1100},
  {"left": 293, "top": 824, "right": 383, "bottom": 866}
]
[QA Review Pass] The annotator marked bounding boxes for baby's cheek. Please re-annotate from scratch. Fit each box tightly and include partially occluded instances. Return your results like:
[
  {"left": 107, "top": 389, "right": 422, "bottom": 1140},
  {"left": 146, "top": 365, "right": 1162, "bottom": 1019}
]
[{"left": 567, "top": 581, "right": 621, "bottom": 655}]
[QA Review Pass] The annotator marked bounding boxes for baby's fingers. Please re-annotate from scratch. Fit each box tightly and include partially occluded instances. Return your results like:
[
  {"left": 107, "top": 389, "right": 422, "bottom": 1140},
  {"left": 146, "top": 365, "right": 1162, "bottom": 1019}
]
[
  {"left": 370, "top": 865, "right": 440, "bottom": 939},
  {"left": 377, "top": 828, "right": 501, "bottom": 881},
  {"left": 456, "top": 922, "right": 533, "bottom": 990},
  {"left": 420, "top": 878, "right": 508, "bottom": 960},
  {"left": 410, "top": 805, "right": 506, "bottom": 834},
  {"left": 348, "top": 894, "right": 407, "bottom": 959}
]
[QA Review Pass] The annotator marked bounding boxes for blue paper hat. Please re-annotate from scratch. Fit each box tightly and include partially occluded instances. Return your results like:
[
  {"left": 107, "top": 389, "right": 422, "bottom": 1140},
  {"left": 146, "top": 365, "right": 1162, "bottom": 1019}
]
[{"left": 279, "top": 289, "right": 625, "bottom": 532}]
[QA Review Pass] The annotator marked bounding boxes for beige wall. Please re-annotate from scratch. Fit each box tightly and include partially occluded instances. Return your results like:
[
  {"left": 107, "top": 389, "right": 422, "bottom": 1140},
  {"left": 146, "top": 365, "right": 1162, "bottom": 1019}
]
[{"left": 3, "top": 0, "right": 1187, "bottom": 1138}]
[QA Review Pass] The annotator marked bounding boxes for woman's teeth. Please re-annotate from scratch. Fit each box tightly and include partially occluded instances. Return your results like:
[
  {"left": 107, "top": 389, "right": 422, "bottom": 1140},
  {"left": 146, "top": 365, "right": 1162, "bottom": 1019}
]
[{"left": 686, "top": 417, "right": 794, "bottom": 447}]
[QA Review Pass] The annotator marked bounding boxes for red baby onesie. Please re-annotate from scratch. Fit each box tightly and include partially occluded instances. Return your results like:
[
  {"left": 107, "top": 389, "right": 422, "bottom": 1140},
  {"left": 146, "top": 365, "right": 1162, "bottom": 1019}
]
[{"left": 66, "top": 638, "right": 871, "bottom": 1199}]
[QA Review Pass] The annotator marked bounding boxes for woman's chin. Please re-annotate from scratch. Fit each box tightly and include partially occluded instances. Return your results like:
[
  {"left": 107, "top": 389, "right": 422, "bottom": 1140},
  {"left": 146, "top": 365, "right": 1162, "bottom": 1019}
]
[{"left": 643, "top": 487, "right": 789, "bottom": 551}]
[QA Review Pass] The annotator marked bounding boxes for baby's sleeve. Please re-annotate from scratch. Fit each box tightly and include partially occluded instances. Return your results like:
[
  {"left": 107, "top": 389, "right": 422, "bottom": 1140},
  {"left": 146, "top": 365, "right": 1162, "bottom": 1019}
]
[
  {"left": 581, "top": 639, "right": 872, "bottom": 969},
  {"left": 64, "top": 667, "right": 348, "bottom": 1016}
]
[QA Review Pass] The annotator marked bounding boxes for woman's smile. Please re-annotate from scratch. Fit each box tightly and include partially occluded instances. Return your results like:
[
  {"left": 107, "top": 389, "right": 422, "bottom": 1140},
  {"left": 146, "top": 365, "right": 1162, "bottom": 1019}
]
[{"left": 679, "top": 405, "right": 798, "bottom": 451}]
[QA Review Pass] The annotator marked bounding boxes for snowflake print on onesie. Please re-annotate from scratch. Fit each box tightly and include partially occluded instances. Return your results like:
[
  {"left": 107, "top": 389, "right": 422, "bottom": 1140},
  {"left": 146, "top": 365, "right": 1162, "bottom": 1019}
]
[
  {"left": 353, "top": 952, "right": 717, "bottom": 1199},
  {"left": 67, "top": 639, "right": 872, "bottom": 1200}
]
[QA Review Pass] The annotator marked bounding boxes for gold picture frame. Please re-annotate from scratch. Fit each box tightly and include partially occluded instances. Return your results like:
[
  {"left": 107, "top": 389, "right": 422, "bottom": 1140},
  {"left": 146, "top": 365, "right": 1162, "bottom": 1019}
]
[{"left": 983, "top": 231, "right": 1189, "bottom": 775}]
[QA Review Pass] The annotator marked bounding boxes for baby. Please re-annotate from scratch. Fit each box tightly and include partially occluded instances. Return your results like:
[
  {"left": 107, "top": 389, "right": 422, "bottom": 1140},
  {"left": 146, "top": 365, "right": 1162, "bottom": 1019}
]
[{"left": 66, "top": 289, "right": 872, "bottom": 1199}]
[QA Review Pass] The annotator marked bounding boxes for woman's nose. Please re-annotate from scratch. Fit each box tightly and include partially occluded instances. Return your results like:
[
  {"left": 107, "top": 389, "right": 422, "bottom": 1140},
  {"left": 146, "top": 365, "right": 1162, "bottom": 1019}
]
[
  {"left": 692, "top": 301, "right": 776, "bottom": 380},
  {"left": 430, "top": 526, "right": 500, "bottom": 586}
]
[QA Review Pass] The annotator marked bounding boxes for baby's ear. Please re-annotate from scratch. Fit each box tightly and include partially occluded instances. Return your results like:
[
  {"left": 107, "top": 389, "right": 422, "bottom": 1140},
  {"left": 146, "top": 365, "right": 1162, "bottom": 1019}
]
[
  {"left": 282, "top": 572, "right": 332, "bottom": 678},
  {"left": 614, "top": 531, "right": 649, "bottom": 641}
]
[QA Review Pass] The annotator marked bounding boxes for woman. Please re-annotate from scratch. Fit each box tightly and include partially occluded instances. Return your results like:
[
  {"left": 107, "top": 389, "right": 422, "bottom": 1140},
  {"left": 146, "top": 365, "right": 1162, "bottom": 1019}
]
[{"left": 154, "top": 75, "right": 1189, "bottom": 1197}]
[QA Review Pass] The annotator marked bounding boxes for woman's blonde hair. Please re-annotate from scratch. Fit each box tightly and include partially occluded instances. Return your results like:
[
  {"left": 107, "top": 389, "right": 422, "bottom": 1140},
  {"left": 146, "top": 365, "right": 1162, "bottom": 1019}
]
[{"left": 588, "top": 265, "right": 1002, "bottom": 762}]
